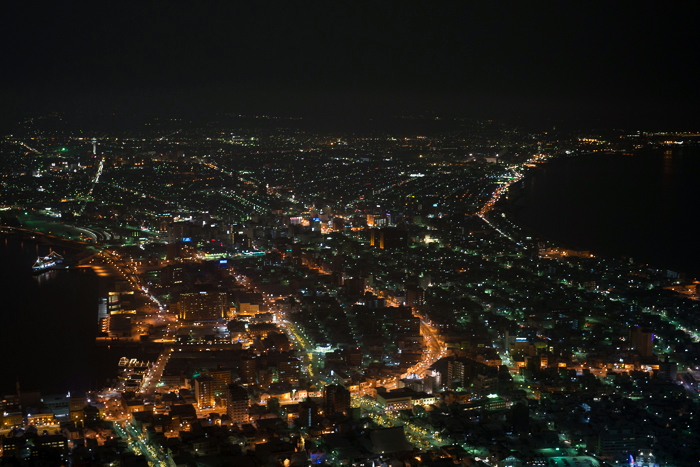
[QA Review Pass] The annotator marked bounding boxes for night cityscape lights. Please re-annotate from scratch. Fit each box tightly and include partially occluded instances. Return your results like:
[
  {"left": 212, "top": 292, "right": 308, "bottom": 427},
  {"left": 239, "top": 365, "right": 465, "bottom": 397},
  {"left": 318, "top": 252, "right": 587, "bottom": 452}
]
[{"left": 2, "top": 114, "right": 700, "bottom": 467}]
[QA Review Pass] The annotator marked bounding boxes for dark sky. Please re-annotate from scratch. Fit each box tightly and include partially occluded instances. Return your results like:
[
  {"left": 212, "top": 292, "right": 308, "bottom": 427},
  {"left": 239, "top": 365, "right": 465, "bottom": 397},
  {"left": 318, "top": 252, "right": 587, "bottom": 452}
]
[{"left": 3, "top": 1, "right": 699, "bottom": 129}]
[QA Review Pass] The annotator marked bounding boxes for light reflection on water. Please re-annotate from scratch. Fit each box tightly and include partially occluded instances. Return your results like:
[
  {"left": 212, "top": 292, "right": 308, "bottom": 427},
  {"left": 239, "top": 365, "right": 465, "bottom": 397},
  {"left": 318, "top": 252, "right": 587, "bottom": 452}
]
[
  {"left": 513, "top": 147, "right": 700, "bottom": 279},
  {"left": 0, "top": 235, "right": 116, "bottom": 395}
]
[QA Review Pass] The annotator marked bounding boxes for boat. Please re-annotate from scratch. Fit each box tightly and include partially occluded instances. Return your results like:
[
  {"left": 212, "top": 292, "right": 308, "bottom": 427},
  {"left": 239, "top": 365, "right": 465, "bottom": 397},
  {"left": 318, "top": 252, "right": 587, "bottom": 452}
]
[{"left": 32, "top": 250, "right": 64, "bottom": 274}]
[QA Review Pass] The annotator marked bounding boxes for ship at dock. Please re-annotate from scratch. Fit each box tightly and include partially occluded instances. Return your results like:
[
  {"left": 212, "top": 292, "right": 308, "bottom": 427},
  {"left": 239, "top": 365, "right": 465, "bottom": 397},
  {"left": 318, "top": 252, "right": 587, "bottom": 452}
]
[{"left": 32, "top": 250, "right": 64, "bottom": 274}]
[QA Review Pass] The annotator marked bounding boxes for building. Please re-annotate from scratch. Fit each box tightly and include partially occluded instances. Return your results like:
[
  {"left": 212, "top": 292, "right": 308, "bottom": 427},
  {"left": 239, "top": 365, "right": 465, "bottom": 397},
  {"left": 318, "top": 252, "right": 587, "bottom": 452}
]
[
  {"left": 298, "top": 399, "right": 319, "bottom": 427},
  {"left": 277, "top": 359, "right": 301, "bottom": 383},
  {"left": 69, "top": 395, "right": 88, "bottom": 422},
  {"left": 105, "top": 290, "right": 137, "bottom": 337},
  {"left": 597, "top": 426, "right": 636, "bottom": 461},
  {"left": 107, "top": 313, "right": 134, "bottom": 338},
  {"left": 447, "top": 360, "right": 465, "bottom": 388},
  {"left": 194, "top": 376, "right": 216, "bottom": 408},
  {"left": 179, "top": 291, "right": 229, "bottom": 321},
  {"left": 1, "top": 434, "right": 68, "bottom": 460},
  {"left": 227, "top": 384, "right": 249, "bottom": 425},
  {"left": 234, "top": 292, "right": 264, "bottom": 317},
  {"left": 658, "top": 357, "right": 677, "bottom": 382},
  {"left": 629, "top": 326, "right": 654, "bottom": 358},
  {"left": 210, "top": 368, "right": 232, "bottom": 403},
  {"left": 108, "top": 291, "right": 135, "bottom": 313},
  {"left": 509, "top": 401, "right": 529, "bottom": 434},
  {"left": 394, "top": 307, "right": 420, "bottom": 336},
  {"left": 323, "top": 384, "right": 350, "bottom": 416},
  {"left": 240, "top": 358, "right": 257, "bottom": 384},
  {"left": 376, "top": 388, "right": 413, "bottom": 411},
  {"left": 344, "top": 277, "right": 366, "bottom": 296},
  {"left": 406, "top": 287, "right": 425, "bottom": 309}
]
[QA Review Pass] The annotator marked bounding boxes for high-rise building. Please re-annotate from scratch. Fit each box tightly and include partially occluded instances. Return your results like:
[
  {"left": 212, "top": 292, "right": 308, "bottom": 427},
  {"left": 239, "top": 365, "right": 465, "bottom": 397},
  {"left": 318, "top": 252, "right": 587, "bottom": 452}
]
[
  {"left": 69, "top": 394, "right": 88, "bottom": 423},
  {"left": 323, "top": 385, "right": 350, "bottom": 416},
  {"left": 240, "top": 358, "right": 257, "bottom": 384},
  {"left": 298, "top": 399, "right": 319, "bottom": 427},
  {"left": 344, "top": 277, "right": 366, "bottom": 296},
  {"left": 226, "top": 384, "right": 249, "bottom": 424},
  {"left": 277, "top": 359, "right": 301, "bottom": 383},
  {"left": 347, "top": 348, "right": 362, "bottom": 367},
  {"left": 658, "top": 357, "right": 677, "bottom": 382},
  {"left": 447, "top": 360, "right": 465, "bottom": 388},
  {"left": 210, "top": 368, "right": 232, "bottom": 402},
  {"left": 629, "top": 326, "right": 654, "bottom": 358},
  {"left": 194, "top": 376, "right": 215, "bottom": 408},
  {"left": 509, "top": 402, "right": 529, "bottom": 434},
  {"left": 423, "top": 370, "right": 440, "bottom": 394},
  {"left": 406, "top": 287, "right": 425, "bottom": 309}
]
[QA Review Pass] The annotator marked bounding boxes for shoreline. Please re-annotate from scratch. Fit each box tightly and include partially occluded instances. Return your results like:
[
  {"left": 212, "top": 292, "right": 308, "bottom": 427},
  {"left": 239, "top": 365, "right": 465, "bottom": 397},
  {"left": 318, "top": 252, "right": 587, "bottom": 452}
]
[
  {"left": 1, "top": 225, "right": 97, "bottom": 255},
  {"left": 495, "top": 150, "right": 698, "bottom": 281},
  {"left": 0, "top": 232, "right": 159, "bottom": 395},
  {"left": 497, "top": 178, "right": 591, "bottom": 251}
]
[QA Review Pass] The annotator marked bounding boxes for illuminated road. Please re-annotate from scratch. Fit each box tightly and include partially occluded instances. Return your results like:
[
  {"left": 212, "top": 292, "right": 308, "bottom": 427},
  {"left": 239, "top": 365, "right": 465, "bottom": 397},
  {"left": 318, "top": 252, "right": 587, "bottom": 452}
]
[
  {"left": 402, "top": 319, "right": 447, "bottom": 379},
  {"left": 114, "top": 421, "right": 168, "bottom": 467},
  {"left": 199, "top": 160, "right": 269, "bottom": 212},
  {"left": 141, "top": 348, "right": 172, "bottom": 393},
  {"left": 365, "top": 285, "right": 447, "bottom": 380},
  {"left": 96, "top": 248, "right": 166, "bottom": 313},
  {"left": 353, "top": 396, "right": 450, "bottom": 451}
]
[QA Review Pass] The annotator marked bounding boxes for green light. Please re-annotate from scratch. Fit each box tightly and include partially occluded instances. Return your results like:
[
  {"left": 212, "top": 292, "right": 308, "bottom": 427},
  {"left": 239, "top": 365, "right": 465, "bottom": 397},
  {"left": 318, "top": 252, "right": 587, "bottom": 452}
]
[{"left": 62, "top": 148, "right": 67, "bottom": 151}]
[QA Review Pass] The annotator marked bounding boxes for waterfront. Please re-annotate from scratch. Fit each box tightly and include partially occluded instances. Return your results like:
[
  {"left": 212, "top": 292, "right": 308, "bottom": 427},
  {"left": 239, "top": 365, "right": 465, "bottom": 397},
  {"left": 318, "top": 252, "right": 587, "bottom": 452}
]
[
  {"left": 0, "top": 236, "right": 118, "bottom": 396},
  {"left": 512, "top": 147, "right": 700, "bottom": 279}
]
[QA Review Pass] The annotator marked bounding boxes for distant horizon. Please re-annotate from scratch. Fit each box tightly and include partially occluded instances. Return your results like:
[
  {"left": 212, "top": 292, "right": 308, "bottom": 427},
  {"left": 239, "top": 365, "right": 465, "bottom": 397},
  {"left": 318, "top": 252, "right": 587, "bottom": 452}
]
[{"left": 2, "top": 100, "right": 699, "bottom": 135}]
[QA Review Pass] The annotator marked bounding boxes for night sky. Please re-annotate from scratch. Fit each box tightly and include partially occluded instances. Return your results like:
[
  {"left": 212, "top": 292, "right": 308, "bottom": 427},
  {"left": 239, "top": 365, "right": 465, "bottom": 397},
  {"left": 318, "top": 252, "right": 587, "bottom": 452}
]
[{"left": 3, "top": 2, "right": 700, "bottom": 129}]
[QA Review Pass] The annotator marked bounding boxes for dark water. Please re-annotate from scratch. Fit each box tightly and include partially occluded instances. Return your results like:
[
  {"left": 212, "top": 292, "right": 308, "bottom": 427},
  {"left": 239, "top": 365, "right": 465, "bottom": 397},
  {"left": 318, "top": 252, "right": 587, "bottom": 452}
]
[
  {"left": 512, "top": 147, "right": 700, "bottom": 279},
  {"left": 0, "top": 237, "right": 118, "bottom": 395}
]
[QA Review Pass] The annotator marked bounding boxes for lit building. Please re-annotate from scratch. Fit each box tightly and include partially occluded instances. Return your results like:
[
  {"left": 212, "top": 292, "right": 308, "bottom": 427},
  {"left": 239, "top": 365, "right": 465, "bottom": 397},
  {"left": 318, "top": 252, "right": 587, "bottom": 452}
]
[
  {"left": 233, "top": 292, "right": 264, "bottom": 317},
  {"left": 405, "top": 286, "right": 425, "bottom": 309},
  {"left": 179, "top": 291, "right": 229, "bottom": 321},
  {"left": 376, "top": 388, "right": 413, "bottom": 411},
  {"left": 394, "top": 307, "right": 420, "bottom": 336},
  {"left": 323, "top": 384, "right": 350, "bottom": 416},
  {"left": 194, "top": 376, "right": 215, "bottom": 408},
  {"left": 277, "top": 359, "right": 301, "bottom": 383},
  {"left": 107, "top": 290, "right": 136, "bottom": 337},
  {"left": 241, "top": 358, "right": 257, "bottom": 384},
  {"left": 210, "top": 368, "right": 233, "bottom": 403},
  {"left": 226, "top": 384, "right": 249, "bottom": 424},
  {"left": 447, "top": 360, "right": 465, "bottom": 388},
  {"left": 69, "top": 395, "right": 88, "bottom": 422},
  {"left": 108, "top": 291, "right": 135, "bottom": 313}
]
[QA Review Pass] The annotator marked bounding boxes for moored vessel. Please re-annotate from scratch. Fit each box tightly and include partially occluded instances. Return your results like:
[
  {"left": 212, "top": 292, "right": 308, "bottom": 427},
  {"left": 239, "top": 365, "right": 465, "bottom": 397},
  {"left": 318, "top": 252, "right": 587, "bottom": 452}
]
[{"left": 32, "top": 250, "right": 63, "bottom": 274}]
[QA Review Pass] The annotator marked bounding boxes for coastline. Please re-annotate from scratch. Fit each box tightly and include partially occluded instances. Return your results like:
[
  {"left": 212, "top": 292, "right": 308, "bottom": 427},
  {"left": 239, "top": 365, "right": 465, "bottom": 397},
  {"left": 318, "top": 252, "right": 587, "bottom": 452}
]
[
  {"left": 0, "top": 235, "right": 101, "bottom": 395},
  {"left": 0, "top": 227, "right": 136, "bottom": 394},
  {"left": 496, "top": 149, "right": 700, "bottom": 281},
  {"left": 499, "top": 184, "right": 595, "bottom": 252}
]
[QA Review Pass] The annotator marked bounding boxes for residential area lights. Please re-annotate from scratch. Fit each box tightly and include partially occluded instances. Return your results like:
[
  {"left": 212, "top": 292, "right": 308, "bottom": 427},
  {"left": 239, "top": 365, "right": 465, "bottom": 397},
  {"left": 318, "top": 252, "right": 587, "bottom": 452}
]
[{"left": 2, "top": 117, "right": 699, "bottom": 466}]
